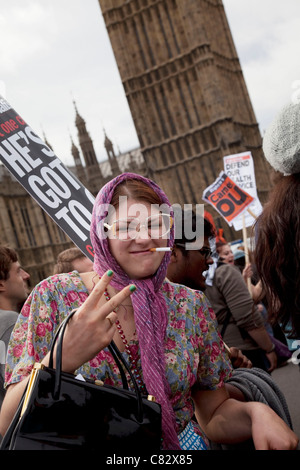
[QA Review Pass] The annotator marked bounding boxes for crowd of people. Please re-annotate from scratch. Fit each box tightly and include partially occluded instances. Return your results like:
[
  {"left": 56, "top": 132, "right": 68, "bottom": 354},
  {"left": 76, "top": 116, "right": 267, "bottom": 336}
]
[{"left": 0, "top": 100, "right": 299, "bottom": 450}]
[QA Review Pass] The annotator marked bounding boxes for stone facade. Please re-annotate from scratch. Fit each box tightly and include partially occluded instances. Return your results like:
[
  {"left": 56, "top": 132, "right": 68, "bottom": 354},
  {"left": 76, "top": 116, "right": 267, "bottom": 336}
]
[
  {"left": 98, "top": 0, "right": 273, "bottom": 239},
  {"left": 1, "top": 0, "right": 274, "bottom": 287}
]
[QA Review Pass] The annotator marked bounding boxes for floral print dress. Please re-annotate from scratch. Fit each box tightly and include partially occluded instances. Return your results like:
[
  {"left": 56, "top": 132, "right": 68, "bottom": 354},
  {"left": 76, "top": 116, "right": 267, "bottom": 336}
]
[{"left": 5, "top": 271, "right": 232, "bottom": 449}]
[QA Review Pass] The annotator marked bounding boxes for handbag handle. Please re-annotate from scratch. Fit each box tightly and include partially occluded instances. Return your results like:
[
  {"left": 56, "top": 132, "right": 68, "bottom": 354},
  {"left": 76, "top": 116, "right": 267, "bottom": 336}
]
[
  {"left": 48, "top": 310, "right": 144, "bottom": 422},
  {"left": 48, "top": 310, "right": 128, "bottom": 390}
]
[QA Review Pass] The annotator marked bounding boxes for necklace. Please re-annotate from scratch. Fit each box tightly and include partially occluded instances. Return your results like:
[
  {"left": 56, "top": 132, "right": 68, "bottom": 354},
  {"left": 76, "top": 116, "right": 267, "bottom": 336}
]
[{"left": 104, "top": 289, "right": 146, "bottom": 393}]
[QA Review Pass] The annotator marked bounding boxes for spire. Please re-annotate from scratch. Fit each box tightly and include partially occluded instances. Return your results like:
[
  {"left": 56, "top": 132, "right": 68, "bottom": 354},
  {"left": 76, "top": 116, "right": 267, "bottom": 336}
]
[
  {"left": 69, "top": 131, "right": 86, "bottom": 184},
  {"left": 41, "top": 125, "right": 53, "bottom": 151},
  {"left": 103, "top": 127, "right": 120, "bottom": 175},
  {"left": 72, "top": 99, "right": 104, "bottom": 192},
  {"left": 103, "top": 127, "right": 114, "bottom": 152},
  {"left": 73, "top": 99, "right": 84, "bottom": 126},
  {"left": 70, "top": 133, "right": 78, "bottom": 154},
  {"left": 70, "top": 132, "right": 81, "bottom": 165}
]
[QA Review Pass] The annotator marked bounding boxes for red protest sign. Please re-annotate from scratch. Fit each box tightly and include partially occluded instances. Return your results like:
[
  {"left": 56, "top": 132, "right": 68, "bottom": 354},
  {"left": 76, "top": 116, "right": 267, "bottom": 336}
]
[{"left": 202, "top": 171, "right": 254, "bottom": 225}]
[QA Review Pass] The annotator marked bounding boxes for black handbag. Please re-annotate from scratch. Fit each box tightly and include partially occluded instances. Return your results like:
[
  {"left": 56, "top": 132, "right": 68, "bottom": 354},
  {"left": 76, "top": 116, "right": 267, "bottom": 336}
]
[{"left": 0, "top": 310, "right": 162, "bottom": 450}]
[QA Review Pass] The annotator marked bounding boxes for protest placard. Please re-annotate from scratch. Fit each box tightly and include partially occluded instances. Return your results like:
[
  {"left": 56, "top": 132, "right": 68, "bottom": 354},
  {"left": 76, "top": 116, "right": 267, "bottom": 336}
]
[
  {"left": 202, "top": 171, "right": 254, "bottom": 226},
  {"left": 223, "top": 151, "right": 262, "bottom": 231},
  {"left": 0, "top": 94, "right": 95, "bottom": 260}
]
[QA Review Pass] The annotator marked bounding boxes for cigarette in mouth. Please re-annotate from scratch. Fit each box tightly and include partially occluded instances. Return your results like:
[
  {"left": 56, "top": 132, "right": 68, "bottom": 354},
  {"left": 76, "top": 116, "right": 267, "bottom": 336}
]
[{"left": 149, "top": 247, "right": 172, "bottom": 252}]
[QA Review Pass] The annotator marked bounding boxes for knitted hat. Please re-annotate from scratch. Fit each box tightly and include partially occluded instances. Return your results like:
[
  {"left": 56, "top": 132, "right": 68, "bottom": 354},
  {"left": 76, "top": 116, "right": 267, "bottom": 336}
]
[{"left": 263, "top": 102, "right": 300, "bottom": 175}]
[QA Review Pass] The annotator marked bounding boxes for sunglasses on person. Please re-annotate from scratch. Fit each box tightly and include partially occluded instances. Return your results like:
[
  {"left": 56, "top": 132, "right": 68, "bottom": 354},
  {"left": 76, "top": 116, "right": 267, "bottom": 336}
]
[{"left": 175, "top": 243, "right": 213, "bottom": 259}]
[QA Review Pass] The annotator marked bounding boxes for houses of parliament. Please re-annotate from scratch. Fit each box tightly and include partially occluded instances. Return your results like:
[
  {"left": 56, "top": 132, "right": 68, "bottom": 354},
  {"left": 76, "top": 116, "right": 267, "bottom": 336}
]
[{"left": 0, "top": 0, "right": 273, "bottom": 288}]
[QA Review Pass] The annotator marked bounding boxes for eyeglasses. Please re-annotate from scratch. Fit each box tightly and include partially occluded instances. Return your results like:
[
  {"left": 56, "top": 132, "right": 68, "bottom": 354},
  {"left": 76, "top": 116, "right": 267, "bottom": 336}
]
[
  {"left": 198, "top": 246, "right": 213, "bottom": 259},
  {"left": 103, "top": 213, "right": 173, "bottom": 241},
  {"left": 176, "top": 243, "right": 213, "bottom": 259}
]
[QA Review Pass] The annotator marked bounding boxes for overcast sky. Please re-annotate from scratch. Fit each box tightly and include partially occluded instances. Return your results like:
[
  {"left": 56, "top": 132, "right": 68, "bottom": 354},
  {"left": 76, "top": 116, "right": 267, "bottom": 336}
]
[{"left": 1, "top": 0, "right": 300, "bottom": 167}]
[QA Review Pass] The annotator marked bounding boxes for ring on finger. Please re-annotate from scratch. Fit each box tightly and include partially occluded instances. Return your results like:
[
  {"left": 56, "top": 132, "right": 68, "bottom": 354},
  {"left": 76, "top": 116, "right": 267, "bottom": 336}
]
[{"left": 106, "top": 314, "right": 115, "bottom": 327}]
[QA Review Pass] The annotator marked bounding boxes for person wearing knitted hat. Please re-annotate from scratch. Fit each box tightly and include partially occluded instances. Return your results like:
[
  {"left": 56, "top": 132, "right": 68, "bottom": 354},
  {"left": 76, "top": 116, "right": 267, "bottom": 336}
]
[
  {"left": 262, "top": 101, "right": 300, "bottom": 175},
  {"left": 0, "top": 173, "right": 298, "bottom": 450},
  {"left": 255, "top": 101, "right": 300, "bottom": 339}
]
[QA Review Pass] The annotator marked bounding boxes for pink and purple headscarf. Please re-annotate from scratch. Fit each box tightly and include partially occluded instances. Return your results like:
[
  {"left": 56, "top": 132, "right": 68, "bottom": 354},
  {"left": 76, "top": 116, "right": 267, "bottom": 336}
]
[{"left": 90, "top": 172, "right": 180, "bottom": 450}]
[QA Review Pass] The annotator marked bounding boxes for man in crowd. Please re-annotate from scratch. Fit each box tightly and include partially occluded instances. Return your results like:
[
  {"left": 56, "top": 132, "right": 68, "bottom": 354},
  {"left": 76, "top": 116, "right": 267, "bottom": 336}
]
[
  {"left": 167, "top": 209, "right": 251, "bottom": 370},
  {"left": 53, "top": 247, "right": 93, "bottom": 274},
  {"left": 0, "top": 247, "right": 30, "bottom": 409}
]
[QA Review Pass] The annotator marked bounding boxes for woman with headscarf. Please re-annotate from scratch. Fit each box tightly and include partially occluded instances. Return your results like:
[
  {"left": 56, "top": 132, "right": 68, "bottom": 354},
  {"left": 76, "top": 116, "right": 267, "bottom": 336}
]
[{"left": 0, "top": 173, "right": 298, "bottom": 450}]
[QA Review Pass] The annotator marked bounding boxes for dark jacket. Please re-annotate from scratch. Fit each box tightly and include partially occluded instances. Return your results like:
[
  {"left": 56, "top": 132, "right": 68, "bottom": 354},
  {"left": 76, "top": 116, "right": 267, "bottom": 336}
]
[{"left": 205, "top": 263, "right": 264, "bottom": 350}]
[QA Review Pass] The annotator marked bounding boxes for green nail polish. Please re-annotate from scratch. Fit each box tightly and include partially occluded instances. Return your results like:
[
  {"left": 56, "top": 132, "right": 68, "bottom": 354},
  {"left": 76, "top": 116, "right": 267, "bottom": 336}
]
[
  {"left": 129, "top": 284, "right": 136, "bottom": 292},
  {"left": 107, "top": 270, "right": 113, "bottom": 277}
]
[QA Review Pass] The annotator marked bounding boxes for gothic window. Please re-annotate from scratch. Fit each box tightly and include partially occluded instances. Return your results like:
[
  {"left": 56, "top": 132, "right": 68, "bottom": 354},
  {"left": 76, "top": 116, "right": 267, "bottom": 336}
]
[
  {"left": 20, "top": 204, "right": 37, "bottom": 247},
  {"left": 146, "top": 7, "right": 152, "bottom": 22},
  {"left": 210, "top": 128, "right": 217, "bottom": 147},
  {"left": 159, "top": 147, "right": 168, "bottom": 167},
  {"left": 192, "top": 133, "right": 201, "bottom": 153},
  {"left": 139, "top": 12, "right": 155, "bottom": 66},
  {"left": 132, "top": 18, "right": 148, "bottom": 69},
  {"left": 168, "top": 144, "right": 176, "bottom": 164},
  {"left": 7, "top": 207, "right": 21, "bottom": 248},
  {"left": 151, "top": 87, "right": 169, "bottom": 139},
  {"left": 201, "top": 129, "right": 209, "bottom": 150},
  {"left": 176, "top": 76, "right": 193, "bottom": 128},
  {"left": 163, "top": 2, "right": 180, "bottom": 55},
  {"left": 184, "top": 135, "right": 192, "bottom": 157},
  {"left": 156, "top": 4, "right": 172, "bottom": 59},
  {"left": 160, "top": 83, "right": 177, "bottom": 135},
  {"left": 186, "top": 71, "right": 201, "bottom": 125},
  {"left": 41, "top": 210, "right": 53, "bottom": 244},
  {"left": 56, "top": 225, "right": 67, "bottom": 243}
]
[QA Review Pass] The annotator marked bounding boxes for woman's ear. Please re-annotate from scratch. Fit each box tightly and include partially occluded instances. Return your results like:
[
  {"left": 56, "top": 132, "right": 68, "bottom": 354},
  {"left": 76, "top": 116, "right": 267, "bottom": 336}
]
[{"left": 170, "top": 246, "right": 180, "bottom": 264}]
